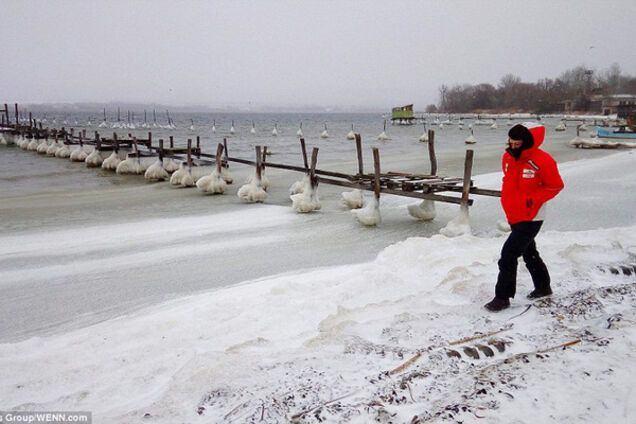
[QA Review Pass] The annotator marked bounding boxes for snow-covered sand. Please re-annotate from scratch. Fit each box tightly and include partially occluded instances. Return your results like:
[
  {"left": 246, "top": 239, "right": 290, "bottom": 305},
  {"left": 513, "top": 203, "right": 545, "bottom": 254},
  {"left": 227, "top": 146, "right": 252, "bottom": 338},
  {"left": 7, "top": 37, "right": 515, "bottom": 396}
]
[{"left": 0, "top": 150, "right": 635, "bottom": 423}]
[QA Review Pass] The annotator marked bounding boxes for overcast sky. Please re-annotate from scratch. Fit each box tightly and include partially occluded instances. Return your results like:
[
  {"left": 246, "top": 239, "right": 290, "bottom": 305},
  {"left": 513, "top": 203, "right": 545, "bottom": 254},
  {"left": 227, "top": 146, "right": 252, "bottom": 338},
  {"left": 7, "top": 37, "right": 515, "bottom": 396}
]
[{"left": 2, "top": 0, "right": 635, "bottom": 110}]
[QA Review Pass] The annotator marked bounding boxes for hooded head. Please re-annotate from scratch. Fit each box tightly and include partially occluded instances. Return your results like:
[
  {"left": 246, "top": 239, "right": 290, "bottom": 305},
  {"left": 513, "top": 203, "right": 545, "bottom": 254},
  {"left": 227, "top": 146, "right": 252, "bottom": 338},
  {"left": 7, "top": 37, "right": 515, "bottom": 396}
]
[{"left": 507, "top": 122, "right": 545, "bottom": 159}]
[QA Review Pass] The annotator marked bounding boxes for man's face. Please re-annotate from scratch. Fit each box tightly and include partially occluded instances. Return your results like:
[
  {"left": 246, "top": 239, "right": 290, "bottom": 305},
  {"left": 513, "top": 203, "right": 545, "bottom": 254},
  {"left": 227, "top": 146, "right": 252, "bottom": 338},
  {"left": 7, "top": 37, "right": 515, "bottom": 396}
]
[{"left": 508, "top": 138, "right": 523, "bottom": 149}]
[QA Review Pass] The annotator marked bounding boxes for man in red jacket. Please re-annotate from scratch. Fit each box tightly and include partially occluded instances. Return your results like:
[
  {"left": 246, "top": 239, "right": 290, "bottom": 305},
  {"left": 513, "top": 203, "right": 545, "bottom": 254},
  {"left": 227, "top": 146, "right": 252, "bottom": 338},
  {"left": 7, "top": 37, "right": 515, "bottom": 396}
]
[{"left": 485, "top": 123, "right": 564, "bottom": 312}]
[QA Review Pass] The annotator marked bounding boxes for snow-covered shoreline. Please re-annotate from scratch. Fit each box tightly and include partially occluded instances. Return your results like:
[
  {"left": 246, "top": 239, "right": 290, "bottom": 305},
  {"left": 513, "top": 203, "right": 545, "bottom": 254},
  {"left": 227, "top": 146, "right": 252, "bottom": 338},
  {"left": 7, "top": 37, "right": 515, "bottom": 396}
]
[{"left": 0, "top": 150, "right": 635, "bottom": 422}]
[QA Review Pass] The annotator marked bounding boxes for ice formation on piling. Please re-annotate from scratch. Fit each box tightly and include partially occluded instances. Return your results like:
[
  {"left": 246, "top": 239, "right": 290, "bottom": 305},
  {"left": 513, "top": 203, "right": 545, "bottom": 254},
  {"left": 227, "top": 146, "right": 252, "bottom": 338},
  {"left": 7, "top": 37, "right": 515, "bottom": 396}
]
[
  {"left": 341, "top": 189, "right": 364, "bottom": 209},
  {"left": 407, "top": 199, "right": 436, "bottom": 221},
  {"left": 196, "top": 169, "right": 226, "bottom": 194},
  {"left": 352, "top": 196, "right": 381, "bottom": 226},
  {"left": 290, "top": 178, "right": 321, "bottom": 213},
  {"left": 101, "top": 151, "right": 121, "bottom": 170}
]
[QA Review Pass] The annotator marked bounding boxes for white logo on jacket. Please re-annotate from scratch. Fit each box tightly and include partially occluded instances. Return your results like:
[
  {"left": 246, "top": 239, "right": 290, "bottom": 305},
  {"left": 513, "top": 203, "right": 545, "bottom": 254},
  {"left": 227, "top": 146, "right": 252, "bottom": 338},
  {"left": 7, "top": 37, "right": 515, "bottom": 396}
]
[{"left": 522, "top": 168, "right": 536, "bottom": 178}]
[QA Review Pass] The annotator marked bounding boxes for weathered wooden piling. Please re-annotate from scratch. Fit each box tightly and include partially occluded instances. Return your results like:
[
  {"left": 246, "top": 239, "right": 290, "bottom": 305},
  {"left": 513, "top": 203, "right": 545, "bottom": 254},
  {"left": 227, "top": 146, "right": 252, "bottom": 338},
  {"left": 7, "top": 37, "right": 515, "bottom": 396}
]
[
  {"left": 373, "top": 148, "right": 381, "bottom": 201},
  {"left": 428, "top": 129, "right": 437, "bottom": 176},
  {"left": 460, "top": 149, "right": 474, "bottom": 212},
  {"left": 300, "top": 138, "right": 309, "bottom": 170},
  {"left": 355, "top": 133, "right": 363, "bottom": 175}
]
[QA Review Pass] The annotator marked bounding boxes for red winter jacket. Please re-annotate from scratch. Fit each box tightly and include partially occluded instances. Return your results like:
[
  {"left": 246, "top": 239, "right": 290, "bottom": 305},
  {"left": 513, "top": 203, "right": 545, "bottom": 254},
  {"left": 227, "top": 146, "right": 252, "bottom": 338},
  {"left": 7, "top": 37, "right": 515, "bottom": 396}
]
[{"left": 500, "top": 123, "right": 564, "bottom": 224}]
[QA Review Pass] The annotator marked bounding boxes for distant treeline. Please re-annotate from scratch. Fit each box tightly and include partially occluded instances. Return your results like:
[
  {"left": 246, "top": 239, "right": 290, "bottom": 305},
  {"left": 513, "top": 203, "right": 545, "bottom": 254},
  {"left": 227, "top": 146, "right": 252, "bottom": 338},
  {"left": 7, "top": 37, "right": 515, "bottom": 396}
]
[{"left": 430, "top": 64, "right": 636, "bottom": 113}]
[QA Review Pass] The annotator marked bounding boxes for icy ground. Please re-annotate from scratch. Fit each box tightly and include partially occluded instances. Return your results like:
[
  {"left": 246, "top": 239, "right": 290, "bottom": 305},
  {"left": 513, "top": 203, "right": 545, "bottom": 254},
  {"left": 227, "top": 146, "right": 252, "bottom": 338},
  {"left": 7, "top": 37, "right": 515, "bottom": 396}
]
[{"left": 0, "top": 151, "right": 635, "bottom": 423}]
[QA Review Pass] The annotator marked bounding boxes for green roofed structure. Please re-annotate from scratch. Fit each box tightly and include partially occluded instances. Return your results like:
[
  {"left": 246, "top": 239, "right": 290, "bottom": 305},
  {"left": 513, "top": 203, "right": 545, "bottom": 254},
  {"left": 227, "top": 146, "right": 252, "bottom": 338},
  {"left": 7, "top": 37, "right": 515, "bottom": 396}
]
[{"left": 391, "top": 104, "right": 415, "bottom": 125}]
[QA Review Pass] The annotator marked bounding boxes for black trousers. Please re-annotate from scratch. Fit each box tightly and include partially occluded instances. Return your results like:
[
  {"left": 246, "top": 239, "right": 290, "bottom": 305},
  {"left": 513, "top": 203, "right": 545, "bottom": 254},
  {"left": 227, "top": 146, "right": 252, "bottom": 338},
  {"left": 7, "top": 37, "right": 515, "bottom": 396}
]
[{"left": 495, "top": 221, "right": 551, "bottom": 299}]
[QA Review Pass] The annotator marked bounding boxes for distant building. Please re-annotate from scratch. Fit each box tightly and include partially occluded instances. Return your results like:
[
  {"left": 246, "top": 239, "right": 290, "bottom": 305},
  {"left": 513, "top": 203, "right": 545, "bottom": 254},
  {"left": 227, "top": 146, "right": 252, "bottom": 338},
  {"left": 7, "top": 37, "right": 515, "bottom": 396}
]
[
  {"left": 563, "top": 94, "right": 636, "bottom": 116},
  {"left": 391, "top": 104, "right": 415, "bottom": 124},
  {"left": 595, "top": 94, "right": 636, "bottom": 116}
]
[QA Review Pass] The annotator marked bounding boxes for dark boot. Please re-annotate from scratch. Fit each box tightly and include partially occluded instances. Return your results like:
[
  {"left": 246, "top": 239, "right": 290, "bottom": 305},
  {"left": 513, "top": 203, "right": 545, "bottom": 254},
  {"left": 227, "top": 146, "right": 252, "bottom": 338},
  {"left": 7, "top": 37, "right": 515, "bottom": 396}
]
[
  {"left": 527, "top": 287, "right": 552, "bottom": 299},
  {"left": 484, "top": 296, "right": 510, "bottom": 312}
]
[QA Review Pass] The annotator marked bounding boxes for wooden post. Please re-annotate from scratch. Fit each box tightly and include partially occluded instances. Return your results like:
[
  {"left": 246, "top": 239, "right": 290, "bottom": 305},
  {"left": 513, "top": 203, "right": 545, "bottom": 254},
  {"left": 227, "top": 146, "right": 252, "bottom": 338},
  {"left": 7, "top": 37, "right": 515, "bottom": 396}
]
[
  {"left": 187, "top": 139, "right": 192, "bottom": 167},
  {"left": 158, "top": 139, "right": 164, "bottom": 161},
  {"left": 373, "top": 147, "right": 381, "bottom": 201},
  {"left": 29, "top": 112, "right": 33, "bottom": 127},
  {"left": 576, "top": 124, "right": 580, "bottom": 137},
  {"left": 169, "top": 135, "right": 174, "bottom": 148},
  {"left": 223, "top": 138, "right": 229, "bottom": 166},
  {"left": 15, "top": 103, "right": 19, "bottom": 126},
  {"left": 309, "top": 147, "right": 319, "bottom": 189},
  {"left": 255, "top": 146, "right": 262, "bottom": 181},
  {"left": 461, "top": 149, "right": 474, "bottom": 212},
  {"left": 428, "top": 129, "right": 437, "bottom": 176},
  {"left": 113, "top": 133, "right": 118, "bottom": 152},
  {"left": 132, "top": 137, "right": 139, "bottom": 158},
  {"left": 79, "top": 132, "right": 83, "bottom": 147},
  {"left": 196, "top": 135, "right": 200, "bottom": 158},
  {"left": 261, "top": 146, "right": 268, "bottom": 171},
  {"left": 355, "top": 133, "right": 364, "bottom": 175},
  {"left": 300, "top": 138, "right": 309, "bottom": 170},
  {"left": 148, "top": 132, "right": 152, "bottom": 147},
  {"left": 3, "top": 103, "right": 9, "bottom": 125},
  {"left": 215, "top": 143, "right": 224, "bottom": 173}
]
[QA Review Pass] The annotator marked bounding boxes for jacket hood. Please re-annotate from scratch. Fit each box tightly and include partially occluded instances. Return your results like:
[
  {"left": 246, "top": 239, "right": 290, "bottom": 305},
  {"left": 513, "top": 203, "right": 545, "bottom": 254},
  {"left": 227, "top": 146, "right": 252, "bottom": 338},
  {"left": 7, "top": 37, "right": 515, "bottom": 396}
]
[
  {"left": 507, "top": 122, "right": 545, "bottom": 159},
  {"left": 522, "top": 122, "right": 545, "bottom": 149}
]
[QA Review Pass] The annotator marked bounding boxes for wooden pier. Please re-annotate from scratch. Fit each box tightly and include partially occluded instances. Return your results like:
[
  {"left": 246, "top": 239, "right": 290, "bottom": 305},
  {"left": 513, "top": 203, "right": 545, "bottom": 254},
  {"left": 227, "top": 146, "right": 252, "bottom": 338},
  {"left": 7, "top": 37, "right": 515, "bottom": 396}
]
[{"left": 1, "top": 103, "right": 501, "bottom": 217}]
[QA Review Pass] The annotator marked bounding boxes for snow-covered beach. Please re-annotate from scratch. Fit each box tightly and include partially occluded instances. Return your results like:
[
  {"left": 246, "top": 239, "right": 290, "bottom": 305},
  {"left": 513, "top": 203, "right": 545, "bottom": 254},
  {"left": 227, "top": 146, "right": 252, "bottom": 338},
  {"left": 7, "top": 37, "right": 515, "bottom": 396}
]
[{"left": 1, "top": 127, "right": 635, "bottom": 422}]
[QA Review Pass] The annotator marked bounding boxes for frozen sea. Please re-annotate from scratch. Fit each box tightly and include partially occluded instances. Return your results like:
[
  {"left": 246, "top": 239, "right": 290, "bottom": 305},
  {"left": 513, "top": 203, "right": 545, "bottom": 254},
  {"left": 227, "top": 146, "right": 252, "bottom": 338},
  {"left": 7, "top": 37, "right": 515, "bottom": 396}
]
[{"left": 0, "top": 112, "right": 627, "bottom": 343}]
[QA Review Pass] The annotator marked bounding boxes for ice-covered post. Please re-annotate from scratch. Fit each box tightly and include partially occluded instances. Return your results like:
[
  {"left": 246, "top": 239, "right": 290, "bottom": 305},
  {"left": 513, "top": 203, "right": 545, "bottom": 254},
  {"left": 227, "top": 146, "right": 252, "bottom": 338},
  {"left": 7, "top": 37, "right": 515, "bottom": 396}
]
[
  {"left": 187, "top": 139, "right": 192, "bottom": 167},
  {"left": 428, "top": 129, "right": 437, "bottom": 176},
  {"left": 373, "top": 147, "right": 381, "bottom": 201},
  {"left": 355, "top": 133, "right": 364, "bottom": 175},
  {"left": 215, "top": 143, "right": 224, "bottom": 174},
  {"left": 461, "top": 149, "right": 474, "bottom": 213},
  {"left": 309, "top": 147, "right": 319, "bottom": 189},
  {"left": 300, "top": 138, "right": 309, "bottom": 170},
  {"left": 255, "top": 145, "right": 262, "bottom": 182}
]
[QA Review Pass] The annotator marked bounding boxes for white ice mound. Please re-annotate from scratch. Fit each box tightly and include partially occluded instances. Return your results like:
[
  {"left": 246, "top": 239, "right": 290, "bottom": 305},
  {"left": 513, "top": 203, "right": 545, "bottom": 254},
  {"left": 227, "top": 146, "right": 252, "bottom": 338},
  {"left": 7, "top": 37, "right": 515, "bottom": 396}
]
[
  {"left": 36, "top": 140, "right": 49, "bottom": 154},
  {"left": 144, "top": 159, "right": 169, "bottom": 181},
  {"left": 290, "top": 179, "right": 321, "bottom": 213},
  {"left": 116, "top": 157, "right": 146, "bottom": 175},
  {"left": 289, "top": 175, "right": 309, "bottom": 195},
  {"left": 85, "top": 150, "right": 103, "bottom": 167},
  {"left": 69, "top": 147, "right": 89, "bottom": 162},
  {"left": 247, "top": 173, "right": 270, "bottom": 191},
  {"left": 419, "top": 132, "right": 429, "bottom": 142},
  {"left": 320, "top": 130, "right": 329, "bottom": 139},
  {"left": 27, "top": 139, "right": 39, "bottom": 151},
  {"left": 18, "top": 137, "right": 29, "bottom": 149},
  {"left": 46, "top": 143, "right": 58, "bottom": 156},
  {"left": 55, "top": 144, "right": 71, "bottom": 158},
  {"left": 341, "top": 189, "right": 364, "bottom": 209},
  {"left": 170, "top": 164, "right": 195, "bottom": 187},
  {"left": 101, "top": 151, "right": 120, "bottom": 170},
  {"left": 352, "top": 196, "right": 381, "bottom": 226},
  {"left": 196, "top": 169, "right": 227, "bottom": 194},
  {"left": 163, "top": 159, "right": 180, "bottom": 173},
  {"left": 346, "top": 130, "right": 355, "bottom": 140},
  {"left": 377, "top": 131, "right": 390, "bottom": 141},
  {"left": 440, "top": 208, "right": 471, "bottom": 237},
  {"left": 237, "top": 181, "right": 267, "bottom": 203},
  {"left": 407, "top": 199, "right": 436, "bottom": 221}
]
